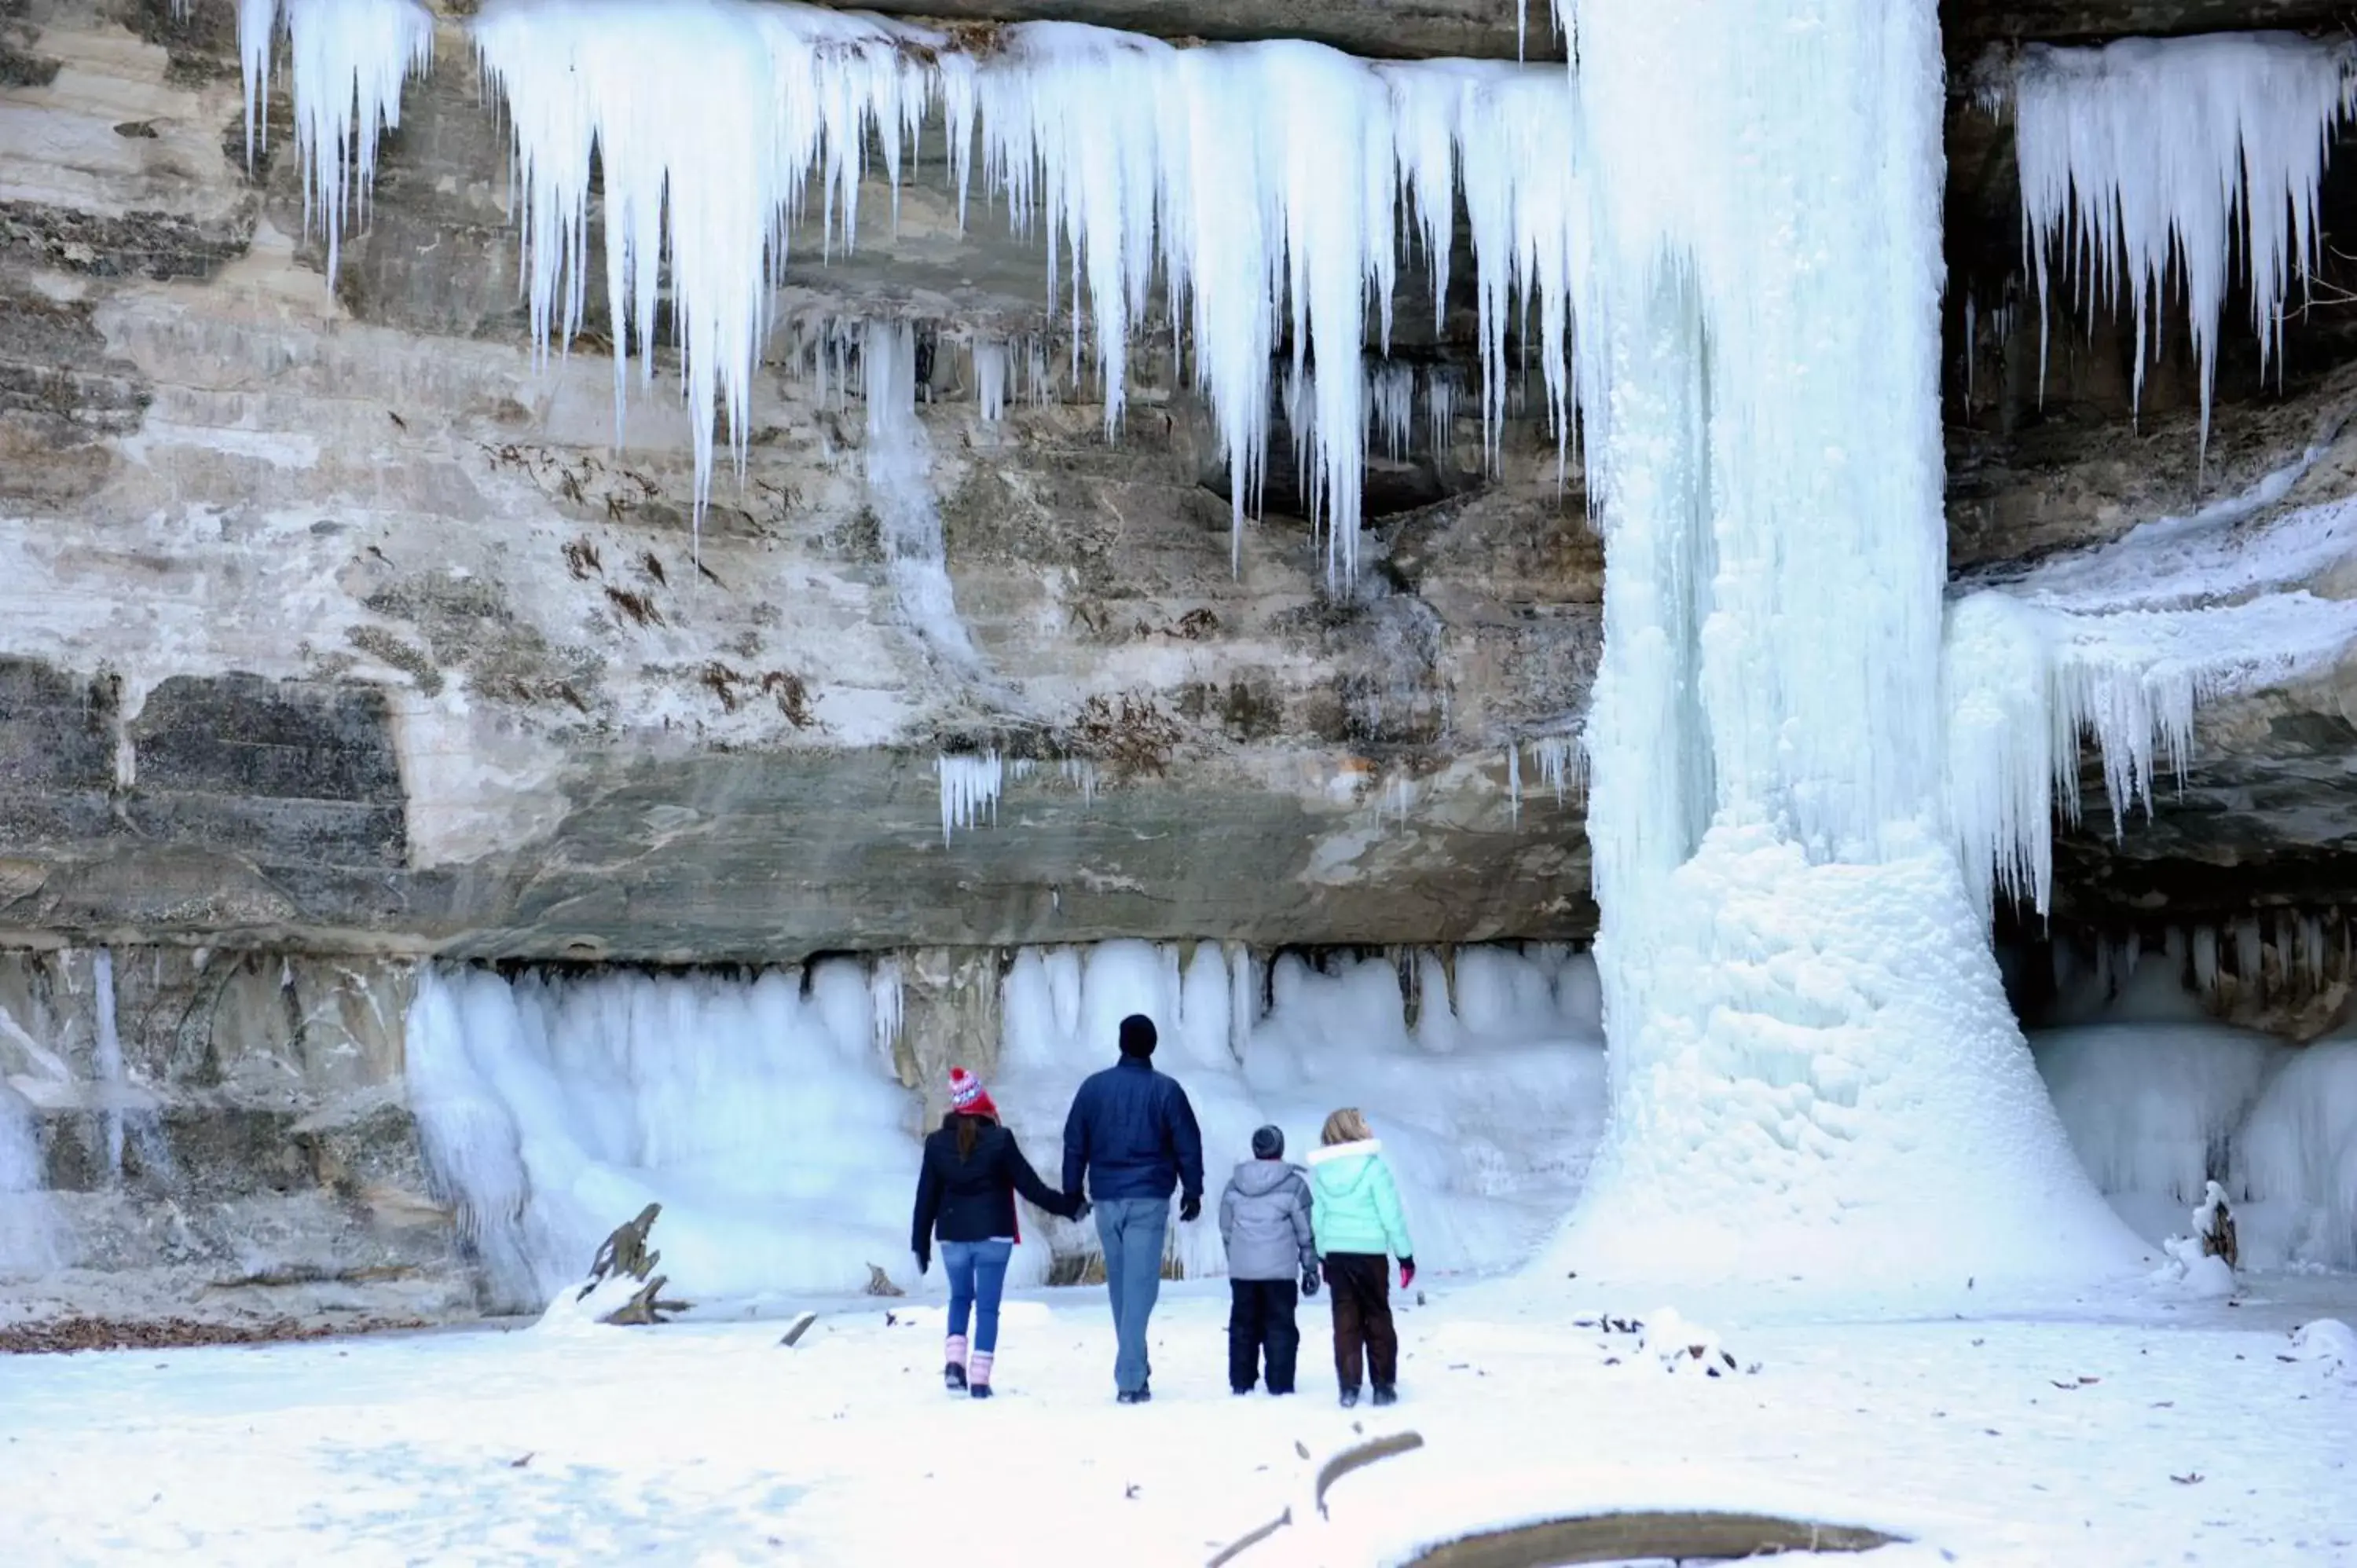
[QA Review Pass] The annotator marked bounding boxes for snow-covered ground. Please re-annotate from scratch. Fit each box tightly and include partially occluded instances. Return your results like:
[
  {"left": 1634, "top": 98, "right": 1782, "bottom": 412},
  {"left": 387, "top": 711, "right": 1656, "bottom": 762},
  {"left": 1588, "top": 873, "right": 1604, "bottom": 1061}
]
[{"left": 4, "top": 1273, "right": 2350, "bottom": 1566}]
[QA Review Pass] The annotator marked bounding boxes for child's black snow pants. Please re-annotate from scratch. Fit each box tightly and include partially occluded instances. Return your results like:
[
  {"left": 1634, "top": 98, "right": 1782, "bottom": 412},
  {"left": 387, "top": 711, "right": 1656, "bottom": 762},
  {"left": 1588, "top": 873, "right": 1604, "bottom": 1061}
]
[
  {"left": 1323, "top": 1252, "right": 1398, "bottom": 1391},
  {"left": 1227, "top": 1278, "right": 1301, "bottom": 1393}
]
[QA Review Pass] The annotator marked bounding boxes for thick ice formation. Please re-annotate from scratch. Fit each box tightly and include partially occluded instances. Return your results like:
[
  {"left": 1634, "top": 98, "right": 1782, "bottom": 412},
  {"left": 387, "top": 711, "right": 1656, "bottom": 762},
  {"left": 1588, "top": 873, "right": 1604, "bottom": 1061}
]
[
  {"left": 989, "top": 940, "right": 1607, "bottom": 1284},
  {"left": 237, "top": 0, "right": 434, "bottom": 277},
  {"left": 2008, "top": 34, "right": 2355, "bottom": 453},
  {"left": 1554, "top": 0, "right": 2141, "bottom": 1288},
  {"left": 405, "top": 961, "right": 918, "bottom": 1310},
  {"left": 1945, "top": 442, "right": 2357, "bottom": 918}
]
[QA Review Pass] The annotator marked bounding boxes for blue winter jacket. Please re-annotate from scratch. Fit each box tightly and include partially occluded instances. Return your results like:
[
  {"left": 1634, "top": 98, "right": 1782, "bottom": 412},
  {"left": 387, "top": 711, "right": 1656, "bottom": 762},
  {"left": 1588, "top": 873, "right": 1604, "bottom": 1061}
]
[{"left": 1061, "top": 1056, "right": 1205, "bottom": 1204}]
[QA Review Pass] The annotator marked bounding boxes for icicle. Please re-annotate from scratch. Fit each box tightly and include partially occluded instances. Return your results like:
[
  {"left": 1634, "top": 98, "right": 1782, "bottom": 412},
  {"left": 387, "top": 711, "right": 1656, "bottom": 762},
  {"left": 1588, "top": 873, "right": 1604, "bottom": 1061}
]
[
  {"left": 2234, "top": 916, "right": 2265, "bottom": 996},
  {"left": 1060, "top": 758, "right": 1099, "bottom": 804},
  {"left": 974, "top": 339, "right": 1011, "bottom": 423},
  {"left": 1506, "top": 742, "right": 1522, "bottom": 825},
  {"left": 2300, "top": 911, "right": 2326, "bottom": 989},
  {"left": 472, "top": 0, "right": 942, "bottom": 519},
  {"left": 936, "top": 752, "right": 1004, "bottom": 844},
  {"left": 870, "top": 954, "right": 904, "bottom": 1064},
  {"left": 1368, "top": 361, "right": 1415, "bottom": 460},
  {"left": 1424, "top": 368, "right": 1458, "bottom": 460},
  {"left": 1529, "top": 734, "right": 1581, "bottom": 805},
  {"left": 236, "top": 0, "right": 434, "bottom": 277},
  {"left": 91, "top": 948, "right": 126, "bottom": 1181},
  {"left": 2009, "top": 34, "right": 2357, "bottom": 459},
  {"left": 2193, "top": 924, "right": 2222, "bottom": 998}
]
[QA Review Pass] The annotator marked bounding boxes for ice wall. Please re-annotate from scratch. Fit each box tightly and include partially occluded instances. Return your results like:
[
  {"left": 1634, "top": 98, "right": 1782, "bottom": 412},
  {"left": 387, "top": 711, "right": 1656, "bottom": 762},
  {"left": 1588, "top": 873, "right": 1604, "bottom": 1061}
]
[
  {"left": 0, "top": 1083, "right": 60, "bottom": 1280},
  {"left": 405, "top": 943, "right": 1608, "bottom": 1310},
  {"left": 2029, "top": 960, "right": 2357, "bottom": 1271},
  {"left": 2234, "top": 1040, "right": 2357, "bottom": 1269},
  {"left": 990, "top": 940, "right": 1607, "bottom": 1285},
  {"left": 405, "top": 961, "right": 918, "bottom": 1311}
]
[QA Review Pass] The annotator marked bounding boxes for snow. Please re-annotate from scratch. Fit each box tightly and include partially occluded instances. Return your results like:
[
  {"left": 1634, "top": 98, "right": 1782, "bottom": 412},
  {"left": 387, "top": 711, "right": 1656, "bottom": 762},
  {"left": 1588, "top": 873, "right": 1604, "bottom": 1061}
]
[
  {"left": 4, "top": 1278, "right": 2353, "bottom": 1565},
  {"left": 2007, "top": 34, "right": 2356, "bottom": 454},
  {"left": 2288, "top": 1314, "right": 2356, "bottom": 1377},
  {"left": 404, "top": 962, "right": 920, "bottom": 1311},
  {"left": 990, "top": 940, "right": 1607, "bottom": 1284}
]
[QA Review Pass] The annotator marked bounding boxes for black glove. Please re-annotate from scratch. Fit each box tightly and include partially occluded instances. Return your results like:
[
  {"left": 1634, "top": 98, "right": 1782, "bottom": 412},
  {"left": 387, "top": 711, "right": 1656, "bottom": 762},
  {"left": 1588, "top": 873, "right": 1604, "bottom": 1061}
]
[
  {"left": 1300, "top": 1267, "right": 1319, "bottom": 1299},
  {"left": 916, "top": 1248, "right": 930, "bottom": 1277},
  {"left": 1178, "top": 1195, "right": 1201, "bottom": 1223},
  {"left": 1072, "top": 1197, "right": 1091, "bottom": 1223}
]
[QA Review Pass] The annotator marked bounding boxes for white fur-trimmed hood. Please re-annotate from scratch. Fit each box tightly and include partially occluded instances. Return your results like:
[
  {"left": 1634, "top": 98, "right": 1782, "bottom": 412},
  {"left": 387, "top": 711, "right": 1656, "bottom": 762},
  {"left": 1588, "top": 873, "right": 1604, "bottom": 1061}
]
[{"left": 1305, "top": 1138, "right": 1382, "bottom": 1165}]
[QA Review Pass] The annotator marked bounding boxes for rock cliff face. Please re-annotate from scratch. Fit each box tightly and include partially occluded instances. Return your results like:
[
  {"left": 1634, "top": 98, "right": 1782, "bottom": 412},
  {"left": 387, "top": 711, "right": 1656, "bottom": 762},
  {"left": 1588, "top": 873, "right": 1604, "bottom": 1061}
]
[{"left": 2, "top": 0, "right": 2355, "bottom": 1322}]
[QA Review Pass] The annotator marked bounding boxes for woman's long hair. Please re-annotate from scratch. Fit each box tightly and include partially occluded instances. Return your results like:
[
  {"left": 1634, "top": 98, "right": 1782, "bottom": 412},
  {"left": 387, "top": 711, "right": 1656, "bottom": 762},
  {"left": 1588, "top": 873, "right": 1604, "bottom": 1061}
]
[{"left": 954, "top": 1110, "right": 998, "bottom": 1161}]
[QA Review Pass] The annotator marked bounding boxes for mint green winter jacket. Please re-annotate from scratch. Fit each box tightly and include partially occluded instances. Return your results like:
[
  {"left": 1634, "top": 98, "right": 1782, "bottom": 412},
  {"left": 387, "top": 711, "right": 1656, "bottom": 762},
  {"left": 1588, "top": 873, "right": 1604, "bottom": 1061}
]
[{"left": 1305, "top": 1138, "right": 1413, "bottom": 1259}]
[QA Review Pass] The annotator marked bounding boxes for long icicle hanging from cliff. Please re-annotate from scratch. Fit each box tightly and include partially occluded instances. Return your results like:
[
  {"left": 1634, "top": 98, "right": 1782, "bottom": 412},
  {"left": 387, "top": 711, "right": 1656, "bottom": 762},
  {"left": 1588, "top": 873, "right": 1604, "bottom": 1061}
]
[
  {"left": 237, "top": 0, "right": 434, "bottom": 279},
  {"left": 2007, "top": 33, "right": 2357, "bottom": 457}
]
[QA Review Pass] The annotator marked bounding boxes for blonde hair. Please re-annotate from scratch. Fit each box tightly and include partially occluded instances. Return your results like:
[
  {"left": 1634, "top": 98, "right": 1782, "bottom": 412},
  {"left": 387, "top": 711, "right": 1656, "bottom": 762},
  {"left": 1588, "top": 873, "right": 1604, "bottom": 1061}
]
[{"left": 1321, "top": 1108, "right": 1372, "bottom": 1146}]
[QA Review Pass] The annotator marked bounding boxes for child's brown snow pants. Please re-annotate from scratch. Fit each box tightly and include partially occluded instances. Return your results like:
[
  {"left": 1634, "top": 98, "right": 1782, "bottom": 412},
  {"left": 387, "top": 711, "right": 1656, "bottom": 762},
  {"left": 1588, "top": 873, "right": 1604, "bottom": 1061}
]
[{"left": 1323, "top": 1252, "right": 1397, "bottom": 1390}]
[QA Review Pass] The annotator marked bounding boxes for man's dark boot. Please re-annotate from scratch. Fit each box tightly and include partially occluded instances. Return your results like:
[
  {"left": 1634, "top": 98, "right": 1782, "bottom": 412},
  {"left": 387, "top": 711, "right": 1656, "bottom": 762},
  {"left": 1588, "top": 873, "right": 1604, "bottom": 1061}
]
[
  {"left": 1339, "top": 1387, "right": 1360, "bottom": 1409},
  {"left": 1371, "top": 1385, "right": 1398, "bottom": 1407}
]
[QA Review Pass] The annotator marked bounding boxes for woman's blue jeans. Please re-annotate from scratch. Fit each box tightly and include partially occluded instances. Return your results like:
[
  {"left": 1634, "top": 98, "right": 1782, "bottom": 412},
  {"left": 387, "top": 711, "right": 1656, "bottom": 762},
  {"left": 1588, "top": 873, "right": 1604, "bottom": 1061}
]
[{"left": 942, "top": 1239, "right": 1015, "bottom": 1353}]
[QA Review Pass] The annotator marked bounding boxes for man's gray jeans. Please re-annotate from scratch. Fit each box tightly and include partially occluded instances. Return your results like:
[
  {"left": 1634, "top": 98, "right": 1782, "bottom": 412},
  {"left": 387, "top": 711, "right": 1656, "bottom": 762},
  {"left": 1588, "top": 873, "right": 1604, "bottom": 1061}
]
[{"left": 1093, "top": 1197, "right": 1169, "bottom": 1394}]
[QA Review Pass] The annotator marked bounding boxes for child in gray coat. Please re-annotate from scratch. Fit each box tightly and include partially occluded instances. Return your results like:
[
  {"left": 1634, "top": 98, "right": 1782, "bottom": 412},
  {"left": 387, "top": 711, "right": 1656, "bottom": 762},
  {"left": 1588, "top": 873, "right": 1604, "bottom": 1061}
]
[{"left": 1218, "top": 1124, "right": 1321, "bottom": 1395}]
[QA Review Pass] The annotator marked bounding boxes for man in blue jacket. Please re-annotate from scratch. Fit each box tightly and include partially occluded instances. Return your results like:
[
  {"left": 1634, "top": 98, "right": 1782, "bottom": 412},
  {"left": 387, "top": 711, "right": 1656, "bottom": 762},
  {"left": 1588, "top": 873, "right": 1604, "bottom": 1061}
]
[{"left": 1061, "top": 1013, "right": 1204, "bottom": 1403}]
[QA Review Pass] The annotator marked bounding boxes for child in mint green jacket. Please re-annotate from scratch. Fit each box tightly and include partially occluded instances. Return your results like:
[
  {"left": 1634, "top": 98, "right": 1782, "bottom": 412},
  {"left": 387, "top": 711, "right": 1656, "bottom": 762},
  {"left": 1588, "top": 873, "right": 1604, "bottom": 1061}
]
[{"left": 1304, "top": 1107, "right": 1414, "bottom": 1408}]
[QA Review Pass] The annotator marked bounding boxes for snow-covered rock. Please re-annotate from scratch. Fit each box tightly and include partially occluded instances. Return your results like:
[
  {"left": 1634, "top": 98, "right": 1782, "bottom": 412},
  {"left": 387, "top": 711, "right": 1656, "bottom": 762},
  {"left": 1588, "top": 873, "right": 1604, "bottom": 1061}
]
[
  {"left": 2285, "top": 1317, "right": 2356, "bottom": 1379},
  {"left": 1637, "top": 1307, "right": 1743, "bottom": 1377}
]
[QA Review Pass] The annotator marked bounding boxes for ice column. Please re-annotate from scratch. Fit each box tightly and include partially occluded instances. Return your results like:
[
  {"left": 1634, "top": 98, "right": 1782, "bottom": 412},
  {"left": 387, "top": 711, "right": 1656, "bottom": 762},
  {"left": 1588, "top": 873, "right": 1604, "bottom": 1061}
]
[{"left": 1556, "top": 0, "right": 2139, "bottom": 1288}]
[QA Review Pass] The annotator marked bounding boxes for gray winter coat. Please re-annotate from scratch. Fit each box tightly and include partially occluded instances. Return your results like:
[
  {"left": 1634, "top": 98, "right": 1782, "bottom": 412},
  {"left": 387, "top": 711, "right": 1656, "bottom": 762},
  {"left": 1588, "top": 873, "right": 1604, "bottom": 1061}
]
[{"left": 1219, "top": 1158, "right": 1318, "bottom": 1281}]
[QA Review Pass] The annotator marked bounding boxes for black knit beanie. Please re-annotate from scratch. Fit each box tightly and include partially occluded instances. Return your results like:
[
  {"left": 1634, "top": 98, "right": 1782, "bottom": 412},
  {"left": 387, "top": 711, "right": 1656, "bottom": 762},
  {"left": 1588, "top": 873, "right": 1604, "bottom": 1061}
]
[{"left": 1251, "top": 1125, "right": 1285, "bottom": 1160}]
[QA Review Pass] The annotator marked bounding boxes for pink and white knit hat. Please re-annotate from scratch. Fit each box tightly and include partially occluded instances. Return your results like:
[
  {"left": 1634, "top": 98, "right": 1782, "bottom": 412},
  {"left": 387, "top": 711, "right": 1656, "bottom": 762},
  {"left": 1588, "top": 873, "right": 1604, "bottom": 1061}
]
[{"left": 948, "top": 1067, "right": 998, "bottom": 1119}]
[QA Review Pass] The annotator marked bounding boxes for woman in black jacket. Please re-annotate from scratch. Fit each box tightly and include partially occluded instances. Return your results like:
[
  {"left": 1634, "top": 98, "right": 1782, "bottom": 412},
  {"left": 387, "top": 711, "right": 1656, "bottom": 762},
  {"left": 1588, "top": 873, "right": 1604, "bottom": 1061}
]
[{"left": 912, "top": 1068, "right": 1086, "bottom": 1398}]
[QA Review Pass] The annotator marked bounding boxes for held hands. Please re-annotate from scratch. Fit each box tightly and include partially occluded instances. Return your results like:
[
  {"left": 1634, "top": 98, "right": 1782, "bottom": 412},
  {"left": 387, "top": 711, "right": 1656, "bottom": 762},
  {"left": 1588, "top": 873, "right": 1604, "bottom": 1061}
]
[
  {"left": 1300, "top": 1266, "right": 1320, "bottom": 1299},
  {"left": 1072, "top": 1196, "right": 1092, "bottom": 1223},
  {"left": 1399, "top": 1258, "right": 1416, "bottom": 1291},
  {"left": 1178, "top": 1194, "right": 1202, "bottom": 1223}
]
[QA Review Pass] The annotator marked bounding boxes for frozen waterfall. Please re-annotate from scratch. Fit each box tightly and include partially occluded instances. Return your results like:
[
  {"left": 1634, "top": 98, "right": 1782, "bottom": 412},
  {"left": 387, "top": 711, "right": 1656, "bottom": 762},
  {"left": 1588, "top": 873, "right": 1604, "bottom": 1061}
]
[
  {"left": 1553, "top": 0, "right": 2142, "bottom": 1288},
  {"left": 234, "top": 0, "right": 2357, "bottom": 1291}
]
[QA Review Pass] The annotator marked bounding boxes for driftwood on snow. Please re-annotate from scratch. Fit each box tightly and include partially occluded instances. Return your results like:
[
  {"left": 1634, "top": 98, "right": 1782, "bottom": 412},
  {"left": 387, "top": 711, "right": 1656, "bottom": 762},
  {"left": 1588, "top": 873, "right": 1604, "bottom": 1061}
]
[{"left": 579, "top": 1203, "right": 692, "bottom": 1324}]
